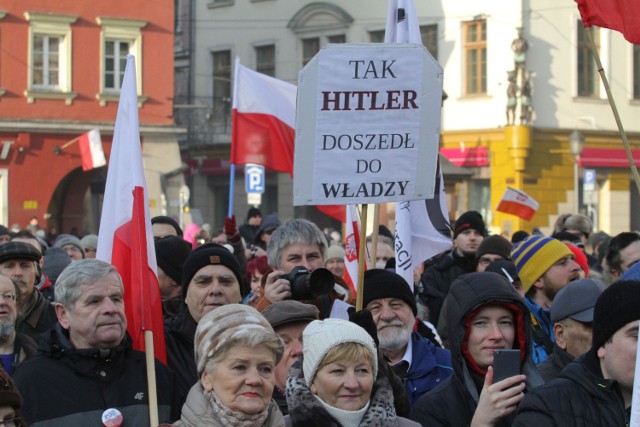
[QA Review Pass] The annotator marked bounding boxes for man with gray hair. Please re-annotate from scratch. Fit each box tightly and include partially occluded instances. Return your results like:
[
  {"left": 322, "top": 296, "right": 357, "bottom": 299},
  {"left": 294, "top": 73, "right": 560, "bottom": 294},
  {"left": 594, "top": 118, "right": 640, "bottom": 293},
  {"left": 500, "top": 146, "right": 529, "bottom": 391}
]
[
  {"left": 255, "top": 218, "right": 352, "bottom": 318},
  {"left": 14, "top": 259, "right": 179, "bottom": 426}
]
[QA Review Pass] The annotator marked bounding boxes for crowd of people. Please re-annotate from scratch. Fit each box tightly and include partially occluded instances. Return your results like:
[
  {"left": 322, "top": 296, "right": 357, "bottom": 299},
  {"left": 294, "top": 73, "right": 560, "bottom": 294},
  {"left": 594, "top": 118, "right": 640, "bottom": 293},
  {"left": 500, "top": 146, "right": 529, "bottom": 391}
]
[{"left": 0, "top": 208, "right": 636, "bottom": 426}]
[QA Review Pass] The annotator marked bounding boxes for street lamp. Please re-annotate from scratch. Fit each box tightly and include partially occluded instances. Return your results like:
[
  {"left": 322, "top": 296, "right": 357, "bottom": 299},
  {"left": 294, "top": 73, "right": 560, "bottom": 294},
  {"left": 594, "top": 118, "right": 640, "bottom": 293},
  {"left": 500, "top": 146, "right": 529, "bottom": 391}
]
[{"left": 569, "top": 130, "right": 585, "bottom": 214}]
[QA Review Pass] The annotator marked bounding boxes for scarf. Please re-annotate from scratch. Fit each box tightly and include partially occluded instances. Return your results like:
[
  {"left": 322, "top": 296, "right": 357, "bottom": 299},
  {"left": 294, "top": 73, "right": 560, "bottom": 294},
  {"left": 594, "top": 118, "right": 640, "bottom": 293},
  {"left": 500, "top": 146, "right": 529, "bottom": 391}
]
[
  {"left": 285, "top": 360, "right": 399, "bottom": 427},
  {"left": 207, "top": 390, "right": 270, "bottom": 427}
]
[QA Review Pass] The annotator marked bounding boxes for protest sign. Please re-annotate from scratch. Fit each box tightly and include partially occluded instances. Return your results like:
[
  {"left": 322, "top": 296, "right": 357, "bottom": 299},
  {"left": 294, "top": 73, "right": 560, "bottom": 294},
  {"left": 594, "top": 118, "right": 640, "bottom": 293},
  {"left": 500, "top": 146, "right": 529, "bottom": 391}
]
[{"left": 293, "top": 43, "right": 442, "bottom": 206}]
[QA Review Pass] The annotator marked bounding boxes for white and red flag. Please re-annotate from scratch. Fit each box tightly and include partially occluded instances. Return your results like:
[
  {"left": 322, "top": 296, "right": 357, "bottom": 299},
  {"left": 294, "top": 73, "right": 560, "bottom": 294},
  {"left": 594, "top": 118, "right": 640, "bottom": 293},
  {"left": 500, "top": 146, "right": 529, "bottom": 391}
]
[
  {"left": 575, "top": 0, "right": 640, "bottom": 44},
  {"left": 78, "top": 129, "right": 106, "bottom": 171},
  {"left": 230, "top": 58, "right": 345, "bottom": 221},
  {"left": 496, "top": 187, "right": 539, "bottom": 221},
  {"left": 96, "top": 55, "right": 166, "bottom": 364},
  {"left": 343, "top": 205, "right": 363, "bottom": 298},
  {"left": 386, "top": 0, "right": 452, "bottom": 289}
]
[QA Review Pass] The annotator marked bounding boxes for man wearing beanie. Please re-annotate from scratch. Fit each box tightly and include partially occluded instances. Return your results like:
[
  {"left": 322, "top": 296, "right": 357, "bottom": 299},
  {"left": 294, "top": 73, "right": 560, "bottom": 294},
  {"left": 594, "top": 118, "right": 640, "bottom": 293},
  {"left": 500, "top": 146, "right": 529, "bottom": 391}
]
[
  {"left": 239, "top": 207, "right": 262, "bottom": 244},
  {"left": 164, "top": 243, "right": 246, "bottom": 406},
  {"left": 324, "top": 244, "right": 345, "bottom": 278},
  {"left": 363, "top": 268, "right": 452, "bottom": 406},
  {"left": 79, "top": 234, "right": 98, "bottom": 259},
  {"left": 513, "top": 280, "right": 640, "bottom": 426},
  {"left": 511, "top": 235, "right": 581, "bottom": 364},
  {"left": 154, "top": 236, "right": 191, "bottom": 318},
  {"left": 151, "top": 215, "right": 183, "bottom": 239},
  {"left": 53, "top": 234, "right": 84, "bottom": 260},
  {"left": 419, "top": 210, "right": 485, "bottom": 330}
]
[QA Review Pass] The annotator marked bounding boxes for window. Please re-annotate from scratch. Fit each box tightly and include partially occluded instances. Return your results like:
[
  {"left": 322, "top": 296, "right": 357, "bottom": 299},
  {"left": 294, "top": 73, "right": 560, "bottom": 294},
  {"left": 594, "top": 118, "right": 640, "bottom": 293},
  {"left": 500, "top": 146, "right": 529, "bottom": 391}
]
[
  {"left": 255, "top": 45, "right": 275, "bottom": 76},
  {"left": 421, "top": 24, "right": 438, "bottom": 60},
  {"left": 463, "top": 19, "right": 487, "bottom": 96},
  {"left": 96, "top": 17, "right": 147, "bottom": 106},
  {"left": 212, "top": 50, "right": 232, "bottom": 133},
  {"left": 302, "top": 38, "right": 320, "bottom": 66},
  {"left": 577, "top": 22, "right": 600, "bottom": 98},
  {"left": 288, "top": 3, "right": 353, "bottom": 67},
  {"left": 369, "top": 30, "right": 385, "bottom": 43},
  {"left": 104, "top": 41, "right": 129, "bottom": 90},
  {"left": 633, "top": 44, "right": 640, "bottom": 99},
  {"left": 24, "top": 11, "right": 78, "bottom": 104}
]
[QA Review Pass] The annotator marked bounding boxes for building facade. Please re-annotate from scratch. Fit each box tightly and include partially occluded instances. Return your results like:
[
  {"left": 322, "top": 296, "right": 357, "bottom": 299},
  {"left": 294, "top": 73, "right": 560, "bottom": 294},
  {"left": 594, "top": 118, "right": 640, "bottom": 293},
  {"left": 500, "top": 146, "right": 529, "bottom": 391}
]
[
  {"left": 0, "top": 0, "right": 184, "bottom": 234},
  {"left": 179, "top": 0, "right": 640, "bottom": 235}
]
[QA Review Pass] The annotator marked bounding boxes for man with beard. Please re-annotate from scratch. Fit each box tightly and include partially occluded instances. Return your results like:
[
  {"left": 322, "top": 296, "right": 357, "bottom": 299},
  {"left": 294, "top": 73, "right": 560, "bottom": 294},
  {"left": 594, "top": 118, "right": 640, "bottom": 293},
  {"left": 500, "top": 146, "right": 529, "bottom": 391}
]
[
  {"left": 363, "top": 269, "right": 452, "bottom": 406},
  {"left": 420, "top": 211, "right": 486, "bottom": 328},
  {"left": 0, "top": 242, "right": 56, "bottom": 343},
  {"left": 511, "top": 235, "right": 582, "bottom": 364},
  {"left": 0, "top": 274, "right": 37, "bottom": 376}
]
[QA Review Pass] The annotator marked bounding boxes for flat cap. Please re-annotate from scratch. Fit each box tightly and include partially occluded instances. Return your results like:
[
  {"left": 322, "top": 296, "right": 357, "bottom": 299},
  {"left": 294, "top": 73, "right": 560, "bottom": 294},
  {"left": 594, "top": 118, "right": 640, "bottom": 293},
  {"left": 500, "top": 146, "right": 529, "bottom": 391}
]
[
  {"left": 550, "top": 278, "right": 604, "bottom": 323},
  {"left": 262, "top": 300, "right": 319, "bottom": 329},
  {"left": 0, "top": 241, "right": 42, "bottom": 263}
]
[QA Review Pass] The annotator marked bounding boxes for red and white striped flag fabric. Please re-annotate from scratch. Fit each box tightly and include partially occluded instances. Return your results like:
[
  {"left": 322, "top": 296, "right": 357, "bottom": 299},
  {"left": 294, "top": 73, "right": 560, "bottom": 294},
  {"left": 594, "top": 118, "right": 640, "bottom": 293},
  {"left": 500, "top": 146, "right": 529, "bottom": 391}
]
[
  {"left": 96, "top": 55, "right": 166, "bottom": 363},
  {"left": 343, "top": 205, "right": 362, "bottom": 298},
  {"left": 78, "top": 129, "right": 106, "bottom": 171},
  {"left": 386, "top": 0, "right": 452, "bottom": 289},
  {"left": 496, "top": 187, "right": 539, "bottom": 221},
  {"left": 575, "top": 0, "right": 640, "bottom": 44},
  {"left": 230, "top": 58, "right": 345, "bottom": 221}
]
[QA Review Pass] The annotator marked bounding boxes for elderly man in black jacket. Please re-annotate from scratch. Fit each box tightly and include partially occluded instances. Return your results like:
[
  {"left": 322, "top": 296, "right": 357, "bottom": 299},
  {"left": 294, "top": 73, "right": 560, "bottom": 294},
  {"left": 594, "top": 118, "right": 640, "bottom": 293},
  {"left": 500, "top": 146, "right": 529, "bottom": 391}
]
[{"left": 513, "top": 279, "right": 640, "bottom": 426}]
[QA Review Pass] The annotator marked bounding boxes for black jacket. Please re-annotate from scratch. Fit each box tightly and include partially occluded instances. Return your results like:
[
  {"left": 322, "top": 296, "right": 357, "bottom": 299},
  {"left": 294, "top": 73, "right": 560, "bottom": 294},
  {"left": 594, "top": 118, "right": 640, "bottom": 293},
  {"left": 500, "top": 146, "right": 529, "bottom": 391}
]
[
  {"left": 419, "top": 251, "right": 475, "bottom": 327},
  {"left": 512, "top": 350, "right": 629, "bottom": 426},
  {"left": 14, "top": 323, "right": 180, "bottom": 426},
  {"left": 537, "top": 343, "right": 575, "bottom": 384},
  {"left": 164, "top": 310, "right": 198, "bottom": 407},
  {"left": 16, "top": 289, "right": 57, "bottom": 344},
  {"left": 410, "top": 272, "right": 543, "bottom": 427}
]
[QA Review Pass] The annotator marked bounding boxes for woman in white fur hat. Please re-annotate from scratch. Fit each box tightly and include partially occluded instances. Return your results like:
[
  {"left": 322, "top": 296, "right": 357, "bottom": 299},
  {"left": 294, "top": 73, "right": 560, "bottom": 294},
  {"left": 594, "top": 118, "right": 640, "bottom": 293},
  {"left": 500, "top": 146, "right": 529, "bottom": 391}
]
[{"left": 284, "top": 318, "right": 418, "bottom": 427}]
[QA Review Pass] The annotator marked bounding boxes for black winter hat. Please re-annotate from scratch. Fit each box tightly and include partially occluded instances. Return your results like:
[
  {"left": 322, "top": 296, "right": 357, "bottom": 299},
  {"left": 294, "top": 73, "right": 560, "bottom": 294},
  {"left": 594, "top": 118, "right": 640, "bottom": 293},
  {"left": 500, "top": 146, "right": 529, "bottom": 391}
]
[
  {"left": 42, "top": 247, "right": 71, "bottom": 284},
  {"left": 155, "top": 236, "right": 191, "bottom": 286},
  {"left": 454, "top": 210, "right": 486, "bottom": 238},
  {"left": 181, "top": 243, "right": 244, "bottom": 299},
  {"left": 363, "top": 269, "right": 417, "bottom": 315},
  {"left": 592, "top": 280, "right": 640, "bottom": 351},
  {"left": 151, "top": 215, "right": 183, "bottom": 237},
  {"left": 246, "top": 207, "right": 262, "bottom": 221},
  {"left": 476, "top": 235, "right": 513, "bottom": 261}
]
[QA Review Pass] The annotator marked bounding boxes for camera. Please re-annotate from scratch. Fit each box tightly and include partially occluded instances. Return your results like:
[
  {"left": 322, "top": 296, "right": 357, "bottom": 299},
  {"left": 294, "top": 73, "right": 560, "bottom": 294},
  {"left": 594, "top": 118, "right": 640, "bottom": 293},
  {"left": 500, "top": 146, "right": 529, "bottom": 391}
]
[{"left": 278, "top": 266, "right": 335, "bottom": 300}]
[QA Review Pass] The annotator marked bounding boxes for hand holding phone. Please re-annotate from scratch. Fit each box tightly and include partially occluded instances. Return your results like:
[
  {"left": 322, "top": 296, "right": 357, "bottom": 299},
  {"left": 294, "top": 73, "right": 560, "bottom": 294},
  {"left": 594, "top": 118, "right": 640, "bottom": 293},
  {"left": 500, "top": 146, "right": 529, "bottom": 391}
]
[{"left": 492, "top": 349, "right": 521, "bottom": 382}]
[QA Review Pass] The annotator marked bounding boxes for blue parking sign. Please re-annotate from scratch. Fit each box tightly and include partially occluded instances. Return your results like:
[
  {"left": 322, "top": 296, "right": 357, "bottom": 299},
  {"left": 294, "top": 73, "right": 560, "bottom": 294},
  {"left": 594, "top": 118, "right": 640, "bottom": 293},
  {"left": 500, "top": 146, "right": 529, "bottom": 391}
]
[{"left": 245, "top": 164, "right": 265, "bottom": 194}]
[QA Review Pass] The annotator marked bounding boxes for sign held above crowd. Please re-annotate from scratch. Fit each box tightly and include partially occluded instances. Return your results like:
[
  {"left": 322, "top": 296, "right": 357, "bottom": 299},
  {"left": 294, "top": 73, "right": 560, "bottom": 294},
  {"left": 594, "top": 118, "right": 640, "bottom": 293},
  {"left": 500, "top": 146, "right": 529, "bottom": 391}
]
[{"left": 293, "top": 43, "right": 443, "bottom": 206}]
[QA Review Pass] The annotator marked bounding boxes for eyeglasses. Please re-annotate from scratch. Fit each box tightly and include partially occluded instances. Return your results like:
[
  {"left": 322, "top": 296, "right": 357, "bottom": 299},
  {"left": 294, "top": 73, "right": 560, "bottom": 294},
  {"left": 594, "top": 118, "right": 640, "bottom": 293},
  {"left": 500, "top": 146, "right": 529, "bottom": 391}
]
[
  {"left": 0, "top": 293, "right": 16, "bottom": 303},
  {"left": 0, "top": 416, "right": 21, "bottom": 427}
]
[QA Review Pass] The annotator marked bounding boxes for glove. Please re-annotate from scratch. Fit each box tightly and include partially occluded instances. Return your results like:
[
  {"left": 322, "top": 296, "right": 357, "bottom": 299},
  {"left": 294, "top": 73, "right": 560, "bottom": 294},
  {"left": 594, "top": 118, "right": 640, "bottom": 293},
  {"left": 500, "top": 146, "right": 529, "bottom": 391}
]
[
  {"left": 347, "top": 307, "right": 379, "bottom": 348},
  {"left": 224, "top": 215, "right": 240, "bottom": 243}
]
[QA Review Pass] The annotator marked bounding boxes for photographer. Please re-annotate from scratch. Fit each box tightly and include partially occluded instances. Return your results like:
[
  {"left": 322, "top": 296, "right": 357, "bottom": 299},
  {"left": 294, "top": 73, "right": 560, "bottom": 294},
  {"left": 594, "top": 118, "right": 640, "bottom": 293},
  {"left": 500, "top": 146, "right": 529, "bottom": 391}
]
[{"left": 254, "top": 219, "right": 354, "bottom": 318}]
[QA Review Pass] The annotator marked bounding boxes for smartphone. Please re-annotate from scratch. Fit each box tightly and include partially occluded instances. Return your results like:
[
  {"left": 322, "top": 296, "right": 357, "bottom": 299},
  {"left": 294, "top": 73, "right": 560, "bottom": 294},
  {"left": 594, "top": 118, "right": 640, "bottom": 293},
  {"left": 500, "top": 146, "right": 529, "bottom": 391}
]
[{"left": 492, "top": 349, "right": 521, "bottom": 382}]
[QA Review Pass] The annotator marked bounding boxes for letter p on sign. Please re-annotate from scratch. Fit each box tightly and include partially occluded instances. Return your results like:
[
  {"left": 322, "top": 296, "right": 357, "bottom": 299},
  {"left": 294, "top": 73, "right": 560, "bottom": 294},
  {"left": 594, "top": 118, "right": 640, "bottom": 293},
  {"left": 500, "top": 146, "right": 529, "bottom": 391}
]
[{"left": 245, "top": 164, "right": 265, "bottom": 193}]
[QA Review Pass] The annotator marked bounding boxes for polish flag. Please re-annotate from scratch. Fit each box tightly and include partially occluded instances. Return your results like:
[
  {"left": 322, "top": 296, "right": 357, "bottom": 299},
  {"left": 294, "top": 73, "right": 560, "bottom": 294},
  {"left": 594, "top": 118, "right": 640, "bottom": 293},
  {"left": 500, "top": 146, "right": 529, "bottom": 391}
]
[
  {"left": 231, "top": 58, "right": 345, "bottom": 221},
  {"left": 96, "top": 55, "right": 166, "bottom": 364},
  {"left": 78, "top": 129, "right": 106, "bottom": 171},
  {"left": 496, "top": 187, "right": 539, "bottom": 221},
  {"left": 386, "top": 0, "right": 452, "bottom": 290},
  {"left": 575, "top": 0, "right": 640, "bottom": 44},
  {"left": 343, "top": 205, "right": 362, "bottom": 298}
]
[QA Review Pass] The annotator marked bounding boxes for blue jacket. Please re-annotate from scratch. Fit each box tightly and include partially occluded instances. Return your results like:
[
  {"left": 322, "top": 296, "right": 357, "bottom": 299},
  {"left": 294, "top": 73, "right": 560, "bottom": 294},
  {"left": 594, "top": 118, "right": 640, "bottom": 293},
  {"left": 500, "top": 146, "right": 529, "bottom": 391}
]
[
  {"left": 404, "top": 331, "right": 453, "bottom": 406},
  {"left": 524, "top": 295, "right": 554, "bottom": 364}
]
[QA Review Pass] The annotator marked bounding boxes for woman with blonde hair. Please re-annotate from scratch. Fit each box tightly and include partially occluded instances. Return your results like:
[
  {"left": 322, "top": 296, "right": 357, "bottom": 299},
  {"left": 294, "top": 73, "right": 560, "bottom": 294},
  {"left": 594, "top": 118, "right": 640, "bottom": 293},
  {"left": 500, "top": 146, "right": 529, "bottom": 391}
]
[{"left": 285, "top": 318, "right": 418, "bottom": 427}]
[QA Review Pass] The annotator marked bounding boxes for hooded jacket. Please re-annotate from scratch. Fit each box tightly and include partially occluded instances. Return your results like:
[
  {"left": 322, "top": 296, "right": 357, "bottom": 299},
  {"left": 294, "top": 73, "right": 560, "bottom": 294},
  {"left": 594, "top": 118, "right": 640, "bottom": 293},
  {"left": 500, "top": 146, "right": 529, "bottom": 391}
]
[{"left": 410, "top": 272, "right": 543, "bottom": 427}]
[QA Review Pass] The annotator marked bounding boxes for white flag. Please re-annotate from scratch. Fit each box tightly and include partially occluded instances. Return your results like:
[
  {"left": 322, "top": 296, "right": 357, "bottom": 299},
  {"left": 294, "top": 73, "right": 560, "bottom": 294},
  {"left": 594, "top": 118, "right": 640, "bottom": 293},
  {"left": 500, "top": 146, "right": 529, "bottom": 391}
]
[{"left": 386, "top": 0, "right": 452, "bottom": 289}]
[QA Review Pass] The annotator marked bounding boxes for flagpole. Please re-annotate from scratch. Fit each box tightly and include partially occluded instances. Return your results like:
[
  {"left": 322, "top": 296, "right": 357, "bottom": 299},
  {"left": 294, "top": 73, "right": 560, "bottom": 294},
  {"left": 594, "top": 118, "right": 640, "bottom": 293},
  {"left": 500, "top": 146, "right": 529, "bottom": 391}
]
[
  {"left": 144, "top": 331, "right": 159, "bottom": 427},
  {"left": 228, "top": 164, "right": 236, "bottom": 218},
  {"left": 585, "top": 28, "right": 640, "bottom": 196},
  {"left": 369, "top": 204, "right": 380, "bottom": 268},
  {"left": 356, "top": 203, "right": 368, "bottom": 311}
]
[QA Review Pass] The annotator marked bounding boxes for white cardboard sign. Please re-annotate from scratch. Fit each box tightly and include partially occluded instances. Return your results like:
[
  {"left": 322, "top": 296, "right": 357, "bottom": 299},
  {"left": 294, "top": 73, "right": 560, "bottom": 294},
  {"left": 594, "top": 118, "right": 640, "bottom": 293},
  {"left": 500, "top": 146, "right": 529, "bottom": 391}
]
[{"left": 293, "top": 43, "right": 442, "bottom": 206}]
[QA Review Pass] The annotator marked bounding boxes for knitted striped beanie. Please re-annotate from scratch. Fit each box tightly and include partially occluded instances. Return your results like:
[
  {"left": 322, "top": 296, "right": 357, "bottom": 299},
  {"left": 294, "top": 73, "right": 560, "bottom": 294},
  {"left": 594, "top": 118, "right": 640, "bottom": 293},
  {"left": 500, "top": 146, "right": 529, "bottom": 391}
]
[
  {"left": 511, "top": 235, "right": 572, "bottom": 292},
  {"left": 194, "top": 304, "right": 283, "bottom": 375}
]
